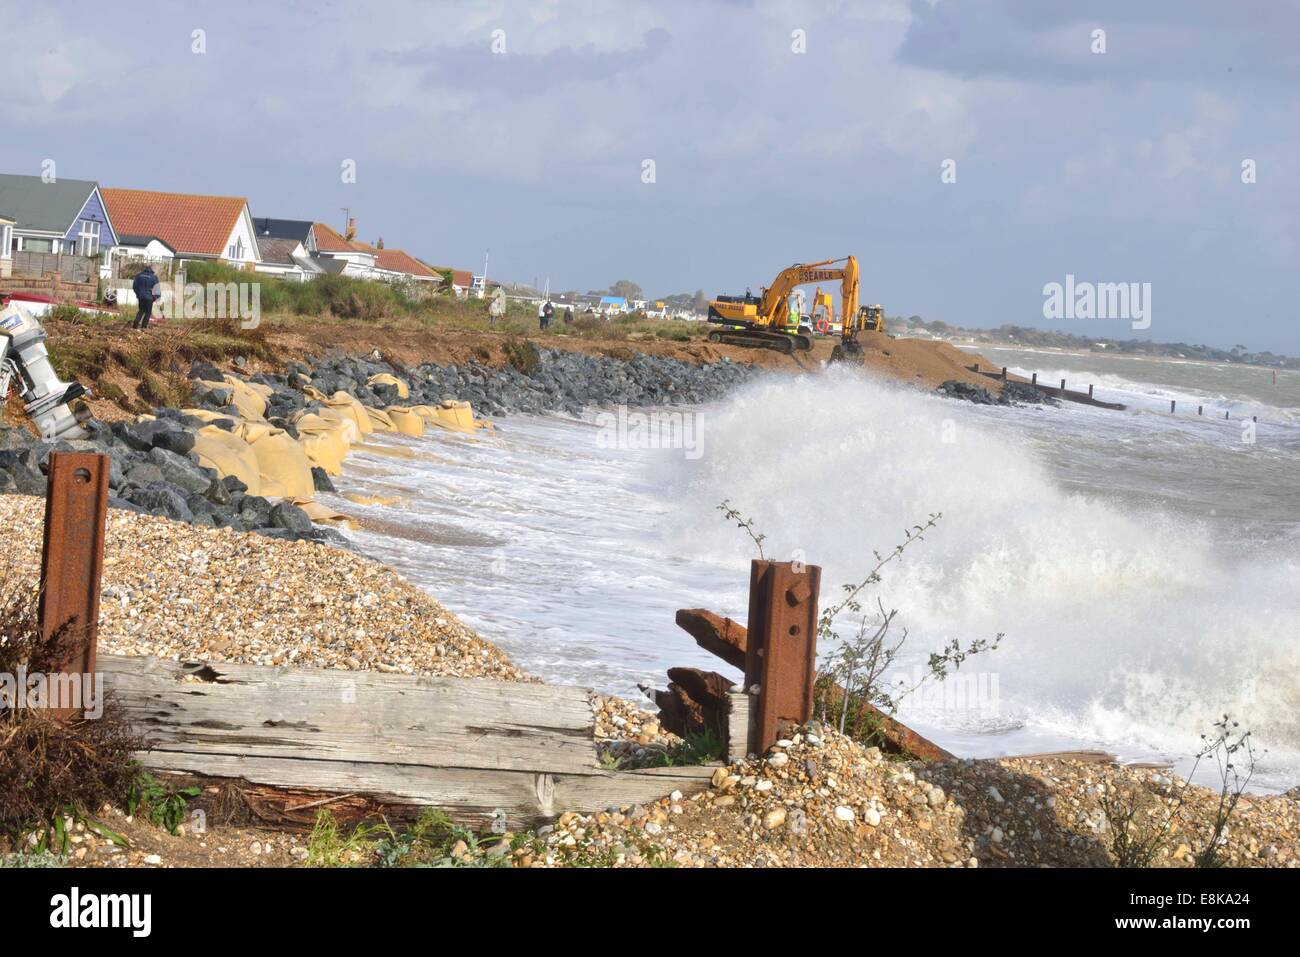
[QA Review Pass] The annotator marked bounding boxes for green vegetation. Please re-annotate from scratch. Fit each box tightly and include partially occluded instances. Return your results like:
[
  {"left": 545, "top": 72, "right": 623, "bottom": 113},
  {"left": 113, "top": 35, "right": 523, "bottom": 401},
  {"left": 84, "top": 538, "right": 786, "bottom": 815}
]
[
  {"left": 1099, "top": 715, "right": 1261, "bottom": 868},
  {"left": 305, "top": 807, "right": 513, "bottom": 868},
  {"left": 600, "top": 728, "right": 725, "bottom": 771},
  {"left": 125, "top": 769, "right": 200, "bottom": 836},
  {"left": 715, "top": 505, "right": 1002, "bottom": 755}
]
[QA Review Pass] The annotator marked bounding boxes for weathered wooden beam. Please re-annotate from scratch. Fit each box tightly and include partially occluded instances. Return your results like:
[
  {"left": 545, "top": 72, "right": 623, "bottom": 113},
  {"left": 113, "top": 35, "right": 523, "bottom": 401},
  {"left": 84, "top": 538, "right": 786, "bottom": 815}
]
[
  {"left": 101, "top": 655, "right": 596, "bottom": 775},
  {"left": 674, "top": 608, "right": 747, "bottom": 671},
  {"left": 100, "top": 654, "right": 715, "bottom": 830},
  {"left": 727, "top": 691, "right": 756, "bottom": 763}
]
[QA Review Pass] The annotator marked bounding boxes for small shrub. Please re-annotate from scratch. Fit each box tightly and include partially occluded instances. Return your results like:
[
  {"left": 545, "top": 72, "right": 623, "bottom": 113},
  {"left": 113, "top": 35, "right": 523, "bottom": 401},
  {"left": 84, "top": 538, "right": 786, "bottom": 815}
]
[
  {"left": 125, "top": 769, "right": 200, "bottom": 835},
  {"left": 1099, "top": 783, "right": 1177, "bottom": 867},
  {"left": 502, "top": 337, "right": 538, "bottom": 375},
  {"left": 0, "top": 594, "right": 144, "bottom": 844}
]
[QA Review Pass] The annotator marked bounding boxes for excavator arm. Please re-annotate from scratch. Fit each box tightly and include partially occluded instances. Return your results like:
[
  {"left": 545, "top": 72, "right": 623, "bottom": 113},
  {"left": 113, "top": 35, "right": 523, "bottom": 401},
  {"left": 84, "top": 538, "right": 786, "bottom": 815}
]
[{"left": 706, "top": 255, "right": 882, "bottom": 357}]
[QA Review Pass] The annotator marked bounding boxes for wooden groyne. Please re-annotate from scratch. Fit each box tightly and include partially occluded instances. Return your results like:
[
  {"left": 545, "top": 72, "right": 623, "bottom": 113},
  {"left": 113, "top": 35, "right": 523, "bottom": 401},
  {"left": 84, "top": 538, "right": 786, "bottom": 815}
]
[{"left": 969, "top": 363, "right": 1126, "bottom": 410}]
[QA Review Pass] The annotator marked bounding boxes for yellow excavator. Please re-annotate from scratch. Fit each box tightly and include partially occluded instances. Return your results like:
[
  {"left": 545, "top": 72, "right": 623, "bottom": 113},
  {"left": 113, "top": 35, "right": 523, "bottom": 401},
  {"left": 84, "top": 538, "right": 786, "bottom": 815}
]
[{"left": 707, "top": 256, "right": 882, "bottom": 358}]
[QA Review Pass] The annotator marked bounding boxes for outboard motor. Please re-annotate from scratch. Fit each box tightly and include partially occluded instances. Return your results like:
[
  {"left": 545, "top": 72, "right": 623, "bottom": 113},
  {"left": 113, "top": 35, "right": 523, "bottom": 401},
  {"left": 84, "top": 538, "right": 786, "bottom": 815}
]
[{"left": 0, "top": 302, "right": 92, "bottom": 440}]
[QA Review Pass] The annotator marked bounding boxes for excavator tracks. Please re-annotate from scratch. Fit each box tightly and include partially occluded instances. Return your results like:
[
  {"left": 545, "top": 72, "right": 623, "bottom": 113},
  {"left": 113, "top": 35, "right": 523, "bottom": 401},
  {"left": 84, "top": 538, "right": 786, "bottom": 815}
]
[{"left": 707, "top": 328, "right": 812, "bottom": 355}]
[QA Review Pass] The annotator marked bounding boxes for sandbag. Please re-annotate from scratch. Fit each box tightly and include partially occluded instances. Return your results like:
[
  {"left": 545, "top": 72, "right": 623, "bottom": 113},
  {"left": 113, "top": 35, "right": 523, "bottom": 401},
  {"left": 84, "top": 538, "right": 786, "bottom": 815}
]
[
  {"left": 367, "top": 373, "right": 410, "bottom": 399},
  {"left": 235, "top": 376, "right": 274, "bottom": 401},
  {"left": 344, "top": 493, "right": 404, "bottom": 506},
  {"left": 385, "top": 406, "right": 426, "bottom": 437},
  {"left": 365, "top": 407, "right": 396, "bottom": 432},
  {"left": 233, "top": 421, "right": 315, "bottom": 499},
  {"left": 307, "top": 389, "right": 374, "bottom": 435},
  {"left": 181, "top": 407, "right": 241, "bottom": 425},
  {"left": 293, "top": 498, "right": 350, "bottom": 524},
  {"left": 288, "top": 411, "right": 353, "bottom": 475},
  {"left": 297, "top": 406, "right": 362, "bottom": 445},
  {"left": 411, "top": 400, "right": 490, "bottom": 434},
  {"left": 196, "top": 377, "right": 267, "bottom": 420},
  {"left": 191, "top": 426, "right": 262, "bottom": 495}
]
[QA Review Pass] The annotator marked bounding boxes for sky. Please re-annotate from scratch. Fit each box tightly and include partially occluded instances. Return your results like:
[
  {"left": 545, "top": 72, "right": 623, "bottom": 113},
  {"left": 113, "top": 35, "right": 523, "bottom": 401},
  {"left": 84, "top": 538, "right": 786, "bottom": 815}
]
[{"left": 3, "top": 0, "right": 1297, "bottom": 353}]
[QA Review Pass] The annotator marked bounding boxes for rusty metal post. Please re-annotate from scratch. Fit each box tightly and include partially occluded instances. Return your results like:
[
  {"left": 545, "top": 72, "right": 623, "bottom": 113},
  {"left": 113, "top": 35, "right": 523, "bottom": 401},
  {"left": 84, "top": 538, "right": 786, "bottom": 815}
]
[
  {"left": 743, "top": 560, "right": 821, "bottom": 755},
  {"left": 38, "top": 451, "right": 109, "bottom": 718}
]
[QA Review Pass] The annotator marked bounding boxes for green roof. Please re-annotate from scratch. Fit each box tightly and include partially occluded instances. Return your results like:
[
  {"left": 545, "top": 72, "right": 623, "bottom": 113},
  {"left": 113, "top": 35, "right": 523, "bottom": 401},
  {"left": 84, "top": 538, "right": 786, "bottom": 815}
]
[{"left": 0, "top": 174, "right": 99, "bottom": 234}]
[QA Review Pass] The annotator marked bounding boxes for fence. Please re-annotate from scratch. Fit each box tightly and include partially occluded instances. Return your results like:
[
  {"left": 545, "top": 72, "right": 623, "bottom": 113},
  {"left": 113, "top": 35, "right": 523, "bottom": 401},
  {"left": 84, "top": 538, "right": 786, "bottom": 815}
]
[{"left": 11, "top": 251, "right": 99, "bottom": 284}]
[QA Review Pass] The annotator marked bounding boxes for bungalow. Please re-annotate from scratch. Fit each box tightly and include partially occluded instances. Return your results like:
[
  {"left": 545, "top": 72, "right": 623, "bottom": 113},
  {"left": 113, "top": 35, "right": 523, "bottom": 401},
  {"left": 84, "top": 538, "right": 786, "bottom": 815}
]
[
  {"left": 0, "top": 174, "right": 119, "bottom": 260},
  {"left": 254, "top": 236, "right": 322, "bottom": 283},
  {"left": 310, "top": 221, "right": 377, "bottom": 278},
  {"left": 101, "top": 188, "right": 260, "bottom": 267},
  {"left": 370, "top": 246, "right": 439, "bottom": 285},
  {"left": 115, "top": 235, "right": 177, "bottom": 264},
  {"left": 252, "top": 217, "right": 318, "bottom": 253}
]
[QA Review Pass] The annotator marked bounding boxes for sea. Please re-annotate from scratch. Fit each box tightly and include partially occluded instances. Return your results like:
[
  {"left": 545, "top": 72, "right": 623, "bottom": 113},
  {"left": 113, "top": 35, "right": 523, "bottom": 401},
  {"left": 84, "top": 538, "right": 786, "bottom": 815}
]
[{"left": 323, "top": 346, "right": 1300, "bottom": 792}]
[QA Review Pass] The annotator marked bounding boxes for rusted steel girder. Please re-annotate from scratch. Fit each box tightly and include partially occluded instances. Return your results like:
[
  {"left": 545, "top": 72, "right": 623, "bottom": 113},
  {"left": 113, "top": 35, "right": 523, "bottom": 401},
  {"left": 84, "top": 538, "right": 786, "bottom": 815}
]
[
  {"left": 673, "top": 608, "right": 747, "bottom": 671},
  {"left": 38, "top": 451, "right": 109, "bottom": 718},
  {"left": 744, "top": 560, "right": 822, "bottom": 754},
  {"left": 674, "top": 594, "right": 955, "bottom": 762}
]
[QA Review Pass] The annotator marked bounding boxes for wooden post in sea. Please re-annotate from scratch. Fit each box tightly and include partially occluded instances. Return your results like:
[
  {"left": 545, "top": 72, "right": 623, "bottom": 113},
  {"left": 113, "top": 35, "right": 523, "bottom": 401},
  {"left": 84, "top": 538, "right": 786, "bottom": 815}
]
[
  {"left": 1088, "top": 384, "right": 1095, "bottom": 398},
  {"left": 1198, "top": 406, "right": 1204, "bottom": 416},
  {"left": 1170, "top": 400, "right": 1176, "bottom": 413},
  {"left": 1031, "top": 372, "right": 1038, "bottom": 385},
  {"left": 1060, "top": 378, "right": 1066, "bottom": 392},
  {"left": 1001, "top": 367, "right": 1008, "bottom": 382}
]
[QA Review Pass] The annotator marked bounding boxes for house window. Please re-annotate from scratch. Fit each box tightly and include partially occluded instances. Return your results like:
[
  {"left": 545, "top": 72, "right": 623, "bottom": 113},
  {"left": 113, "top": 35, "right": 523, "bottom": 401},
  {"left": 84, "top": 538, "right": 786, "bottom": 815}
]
[
  {"left": 228, "top": 237, "right": 245, "bottom": 260},
  {"left": 24, "top": 238, "right": 53, "bottom": 254},
  {"left": 78, "top": 219, "right": 101, "bottom": 257}
]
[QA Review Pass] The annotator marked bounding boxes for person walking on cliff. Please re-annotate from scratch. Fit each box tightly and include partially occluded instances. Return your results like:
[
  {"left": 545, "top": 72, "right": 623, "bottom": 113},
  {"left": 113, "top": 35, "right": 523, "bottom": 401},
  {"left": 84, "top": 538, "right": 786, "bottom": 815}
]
[{"left": 132, "top": 265, "right": 160, "bottom": 330}]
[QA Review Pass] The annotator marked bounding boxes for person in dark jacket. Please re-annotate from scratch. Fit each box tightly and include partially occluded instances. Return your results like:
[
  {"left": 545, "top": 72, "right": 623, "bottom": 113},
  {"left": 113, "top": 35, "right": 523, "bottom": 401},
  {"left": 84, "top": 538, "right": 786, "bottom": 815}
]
[{"left": 131, "top": 266, "right": 159, "bottom": 330}]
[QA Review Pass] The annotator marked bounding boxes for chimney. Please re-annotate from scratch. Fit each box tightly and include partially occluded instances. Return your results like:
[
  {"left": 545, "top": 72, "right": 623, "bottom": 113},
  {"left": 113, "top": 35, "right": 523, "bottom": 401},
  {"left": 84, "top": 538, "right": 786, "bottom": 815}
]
[
  {"left": 345, "top": 218, "right": 356, "bottom": 241},
  {"left": 376, "top": 237, "right": 384, "bottom": 249}
]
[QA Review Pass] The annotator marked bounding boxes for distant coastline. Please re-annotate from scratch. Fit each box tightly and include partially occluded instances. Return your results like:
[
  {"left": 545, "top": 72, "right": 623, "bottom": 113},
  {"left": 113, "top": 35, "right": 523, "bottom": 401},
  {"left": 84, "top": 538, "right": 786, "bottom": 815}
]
[{"left": 889, "top": 320, "right": 1300, "bottom": 371}]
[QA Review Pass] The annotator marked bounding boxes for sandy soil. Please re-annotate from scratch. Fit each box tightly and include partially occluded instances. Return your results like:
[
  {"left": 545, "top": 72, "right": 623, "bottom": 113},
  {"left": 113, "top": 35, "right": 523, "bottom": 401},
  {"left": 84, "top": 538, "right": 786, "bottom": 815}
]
[{"left": 36, "top": 314, "right": 1002, "bottom": 424}]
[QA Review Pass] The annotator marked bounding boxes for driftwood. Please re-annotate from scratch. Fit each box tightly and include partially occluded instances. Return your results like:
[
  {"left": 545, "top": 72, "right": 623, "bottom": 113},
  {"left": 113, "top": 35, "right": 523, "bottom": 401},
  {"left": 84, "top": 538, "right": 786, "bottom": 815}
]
[
  {"left": 101, "top": 654, "right": 715, "bottom": 829},
  {"left": 671, "top": 608, "right": 952, "bottom": 761}
]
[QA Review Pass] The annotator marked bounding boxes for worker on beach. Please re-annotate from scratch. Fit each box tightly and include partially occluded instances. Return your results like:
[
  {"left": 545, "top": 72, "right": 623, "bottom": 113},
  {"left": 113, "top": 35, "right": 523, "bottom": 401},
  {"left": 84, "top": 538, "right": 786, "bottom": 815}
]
[{"left": 131, "top": 265, "right": 160, "bottom": 330}]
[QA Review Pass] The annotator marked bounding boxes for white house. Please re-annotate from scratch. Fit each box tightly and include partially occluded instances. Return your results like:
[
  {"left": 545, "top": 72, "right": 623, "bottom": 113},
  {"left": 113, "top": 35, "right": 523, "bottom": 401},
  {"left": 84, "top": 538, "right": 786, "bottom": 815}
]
[{"left": 101, "top": 188, "right": 261, "bottom": 268}]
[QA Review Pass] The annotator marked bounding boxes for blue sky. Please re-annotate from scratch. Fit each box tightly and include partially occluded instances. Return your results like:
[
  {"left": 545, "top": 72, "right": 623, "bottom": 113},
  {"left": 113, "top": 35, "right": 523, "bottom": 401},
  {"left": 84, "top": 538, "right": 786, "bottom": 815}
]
[{"left": 4, "top": 0, "right": 1297, "bottom": 352}]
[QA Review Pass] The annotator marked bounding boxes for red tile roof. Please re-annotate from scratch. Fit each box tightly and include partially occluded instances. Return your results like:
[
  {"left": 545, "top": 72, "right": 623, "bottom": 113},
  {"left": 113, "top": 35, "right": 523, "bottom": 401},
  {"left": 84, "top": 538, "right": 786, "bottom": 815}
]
[
  {"left": 374, "top": 248, "right": 437, "bottom": 278},
  {"left": 102, "top": 188, "right": 248, "bottom": 257},
  {"left": 428, "top": 266, "right": 473, "bottom": 287},
  {"left": 312, "top": 222, "right": 361, "bottom": 253}
]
